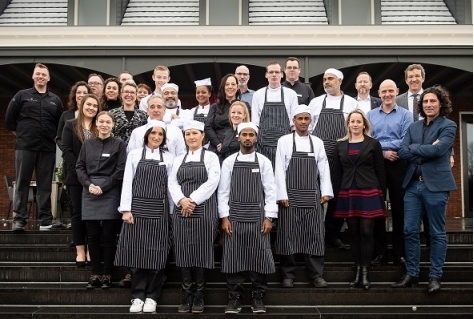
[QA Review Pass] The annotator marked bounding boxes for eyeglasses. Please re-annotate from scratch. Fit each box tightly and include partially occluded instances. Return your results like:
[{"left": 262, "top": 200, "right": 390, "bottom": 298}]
[
  {"left": 88, "top": 81, "right": 102, "bottom": 86},
  {"left": 236, "top": 73, "right": 249, "bottom": 76},
  {"left": 122, "top": 91, "right": 136, "bottom": 95},
  {"left": 286, "top": 66, "right": 299, "bottom": 70},
  {"left": 267, "top": 70, "right": 281, "bottom": 75}
]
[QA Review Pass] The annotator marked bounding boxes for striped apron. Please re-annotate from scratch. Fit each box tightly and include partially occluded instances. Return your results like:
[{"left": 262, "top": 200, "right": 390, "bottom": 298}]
[
  {"left": 257, "top": 88, "right": 290, "bottom": 168},
  {"left": 115, "top": 147, "right": 169, "bottom": 270},
  {"left": 221, "top": 154, "right": 275, "bottom": 274},
  {"left": 311, "top": 95, "right": 346, "bottom": 173},
  {"left": 275, "top": 133, "right": 325, "bottom": 256},
  {"left": 172, "top": 150, "right": 218, "bottom": 269},
  {"left": 194, "top": 108, "right": 210, "bottom": 148}
]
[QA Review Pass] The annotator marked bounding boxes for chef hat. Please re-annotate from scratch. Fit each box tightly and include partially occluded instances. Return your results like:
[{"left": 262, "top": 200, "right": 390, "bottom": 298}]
[
  {"left": 292, "top": 104, "right": 312, "bottom": 118},
  {"left": 237, "top": 122, "right": 259, "bottom": 135},
  {"left": 183, "top": 120, "right": 205, "bottom": 132},
  {"left": 161, "top": 83, "right": 179, "bottom": 93},
  {"left": 146, "top": 120, "right": 167, "bottom": 132},
  {"left": 324, "top": 68, "right": 344, "bottom": 80},
  {"left": 194, "top": 78, "right": 212, "bottom": 87}
]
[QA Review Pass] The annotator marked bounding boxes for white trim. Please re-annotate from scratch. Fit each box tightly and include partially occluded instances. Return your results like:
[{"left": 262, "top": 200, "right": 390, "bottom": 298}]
[
  {"left": 238, "top": 0, "right": 242, "bottom": 26},
  {"left": 371, "top": 0, "right": 375, "bottom": 24},
  {"left": 74, "top": 0, "right": 78, "bottom": 26},
  {"left": 206, "top": 0, "right": 209, "bottom": 25},
  {"left": 338, "top": 0, "right": 342, "bottom": 25},
  {"left": 106, "top": 0, "right": 110, "bottom": 26},
  {"left": 0, "top": 25, "right": 471, "bottom": 47},
  {"left": 458, "top": 111, "right": 473, "bottom": 218}
]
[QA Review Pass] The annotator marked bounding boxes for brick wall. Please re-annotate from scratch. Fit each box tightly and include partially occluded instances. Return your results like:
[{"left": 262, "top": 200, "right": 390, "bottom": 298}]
[{"left": 0, "top": 95, "right": 471, "bottom": 219}]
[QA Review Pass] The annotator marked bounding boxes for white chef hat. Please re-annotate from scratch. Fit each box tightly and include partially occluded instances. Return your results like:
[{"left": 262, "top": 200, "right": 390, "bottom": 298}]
[
  {"left": 183, "top": 120, "right": 205, "bottom": 132},
  {"left": 292, "top": 104, "right": 312, "bottom": 118},
  {"left": 237, "top": 122, "right": 259, "bottom": 135},
  {"left": 194, "top": 78, "right": 212, "bottom": 87},
  {"left": 161, "top": 83, "right": 179, "bottom": 93},
  {"left": 146, "top": 120, "right": 167, "bottom": 132},
  {"left": 325, "top": 68, "right": 344, "bottom": 80}
]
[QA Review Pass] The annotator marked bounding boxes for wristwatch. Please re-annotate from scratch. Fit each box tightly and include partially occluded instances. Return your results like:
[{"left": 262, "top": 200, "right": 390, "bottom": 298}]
[{"left": 265, "top": 217, "right": 273, "bottom": 222}]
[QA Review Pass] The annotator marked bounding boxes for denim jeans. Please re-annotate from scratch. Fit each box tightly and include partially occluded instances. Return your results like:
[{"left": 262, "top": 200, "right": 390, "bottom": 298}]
[{"left": 404, "top": 180, "right": 449, "bottom": 279}]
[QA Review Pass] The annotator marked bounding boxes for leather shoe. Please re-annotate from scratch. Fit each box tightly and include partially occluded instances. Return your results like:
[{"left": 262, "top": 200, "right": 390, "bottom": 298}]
[
  {"left": 326, "top": 238, "right": 345, "bottom": 250},
  {"left": 313, "top": 277, "right": 328, "bottom": 288},
  {"left": 12, "top": 221, "right": 25, "bottom": 233},
  {"left": 391, "top": 274, "right": 418, "bottom": 288},
  {"left": 393, "top": 256, "right": 406, "bottom": 266},
  {"left": 370, "top": 255, "right": 387, "bottom": 266},
  {"left": 281, "top": 278, "right": 294, "bottom": 288},
  {"left": 428, "top": 278, "right": 441, "bottom": 293},
  {"left": 118, "top": 273, "right": 131, "bottom": 288}
]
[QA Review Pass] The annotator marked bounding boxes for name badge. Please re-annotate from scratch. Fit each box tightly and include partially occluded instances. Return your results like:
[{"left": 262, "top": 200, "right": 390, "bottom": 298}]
[
  {"left": 297, "top": 94, "right": 302, "bottom": 97},
  {"left": 308, "top": 153, "right": 314, "bottom": 156},
  {"left": 252, "top": 168, "right": 260, "bottom": 173},
  {"left": 102, "top": 153, "right": 110, "bottom": 157},
  {"left": 159, "top": 162, "right": 166, "bottom": 166}
]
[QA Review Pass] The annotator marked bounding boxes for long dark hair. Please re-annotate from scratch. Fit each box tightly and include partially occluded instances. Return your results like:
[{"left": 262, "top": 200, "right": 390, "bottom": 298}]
[
  {"left": 417, "top": 85, "right": 452, "bottom": 118},
  {"left": 74, "top": 94, "right": 101, "bottom": 143},
  {"left": 67, "top": 81, "right": 91, "bottom": 111},
  {"left": 216, "top": 74, "right": 240, "bottom": 115},
  {"left": 100, "top": 77, "right": 122, "bottom": 110},
  {"left": 143, "top": 126, "right": 167, "bottom": 149}
]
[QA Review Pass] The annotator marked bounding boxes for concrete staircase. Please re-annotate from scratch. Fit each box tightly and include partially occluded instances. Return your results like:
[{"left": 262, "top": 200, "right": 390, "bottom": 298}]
[{"left": 0, "top": 219, "right": 472, "bottom": 318}]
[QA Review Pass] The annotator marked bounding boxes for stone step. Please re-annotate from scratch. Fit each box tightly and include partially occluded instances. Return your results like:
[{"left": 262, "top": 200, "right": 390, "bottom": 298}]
[
  {"left": 0, "top": 283, "right": 471, "bottom": 306},
  {"left": 0, "top": 244, "right": 472, "bottom": 263},
  {"left": 0, "top": 264, "right": 471, "bottom": 283},
  {"left": 0, "top": 304, "right": 472, "bottom": 318}
]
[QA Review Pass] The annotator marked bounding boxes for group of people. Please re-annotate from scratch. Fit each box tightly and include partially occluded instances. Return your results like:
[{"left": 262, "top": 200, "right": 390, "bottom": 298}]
[{"left": 4, "top": 60, "right": 456, "bottom": 314}]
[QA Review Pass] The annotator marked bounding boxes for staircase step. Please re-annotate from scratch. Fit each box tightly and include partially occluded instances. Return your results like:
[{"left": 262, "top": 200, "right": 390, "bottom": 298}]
[
  {"left": 0, "top": 264, "right": 471, "bottom": 283},
  {"left": 0, "top": 304, "right": 472, "bottom": 318}
]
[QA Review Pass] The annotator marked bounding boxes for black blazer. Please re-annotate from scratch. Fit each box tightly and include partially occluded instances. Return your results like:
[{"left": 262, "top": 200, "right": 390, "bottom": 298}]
[
  {"left": 333, "top": 136, "right": 387, "bottom": 198},
  {"left": 370, "top": 96, "right": 382, "bottom": 109},
  {"left": 61, "top": 119, "right": 84, "bottom": 186}
]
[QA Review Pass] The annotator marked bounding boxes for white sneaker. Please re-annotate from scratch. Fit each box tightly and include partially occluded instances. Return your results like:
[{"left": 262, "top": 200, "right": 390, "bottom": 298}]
[
  {"left": 129, "top": 298, "right": 144, "bottom": 313},
  {"left": 142, "top": 298, "right": 157, "bottom": 313}
]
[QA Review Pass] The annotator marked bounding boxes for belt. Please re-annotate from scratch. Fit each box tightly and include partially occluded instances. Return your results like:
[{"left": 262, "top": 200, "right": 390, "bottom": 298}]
[{"left": 412, "top": 175, "right": 424, "bottom": 182}]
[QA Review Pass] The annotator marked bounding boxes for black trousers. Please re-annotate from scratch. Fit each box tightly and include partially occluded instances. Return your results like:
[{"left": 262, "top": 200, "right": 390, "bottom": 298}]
[
  {"left": 130, "top": 268, "right": 164, "bottom": 301},
  {"left": 226, "top": 271, "right": 267, "bottom": 298},
  {"left": 280, "top": 254, "right": 324, "bottom": 280},
  {"left": 67, "top": 184, "right": 87, "bottom": 246},
  {"left": 325, "top": 199, "right": 344, "bottom": 243},
  {"left": 84, "top": 219, "right": 121, "bottom": 276},
  {"left": 13, "top": 150, "right": 55, "bottom": 223},
  {"left": 376, "top": 159, "right": 407, "bottom": 259},
  {"left": 180, "top": 267, "right": 206, "bottom": 293}
]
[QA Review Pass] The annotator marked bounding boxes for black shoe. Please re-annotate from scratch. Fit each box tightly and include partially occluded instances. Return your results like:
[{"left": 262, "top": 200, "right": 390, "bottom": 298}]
[
  {"left": 76, "top": 260, "right": 86, "bottom": 268},
  {"left": 393, "top": 256, "right": 406, "bottom": 266},
  {"left": 391, "top": 274, "right": 419, "bottom": 288},
  {"left": 313, "top": 277, "right": 328, "bottom": 288},
  {"left": 177, "top": 292, "right": 193, "bottom": 313},
  {"left": 101, "top": 275, "right": 112, "bottom": 289},
  {"left": 39, "top": 221, "right": 63, "bottom": 231},
  {"left": 371, "top": 255, "right": 387, "bottom": 266},
  {"left": 282, "top": 278, "right": 294, "bottom": 288},
  {"left": 225, "top": 298, "right": 241, "bottom": 314},
  {"left": 428, "top": 278, "right": 441, "bottom": 293},
  {"left": 361, "top": 266, "right": 370, "bottom": 290},
  {"left": 349, "top": 266, "right": 361, "bottom": 287},
  {"left": 118, "top": 273, "right": 131, "bottom": 288},
  {"left": 86, "top": 275, "right": 102, "bottom": 289},
  {"left": 326, "top": 238, "right": 345, "bottom": 249},
  {"left": 192, "top": 291, "right": 204, "bottom": 313},
  {"left": 251, "top": 291, "right": 266, "bottom": 314},
  {"left": 12, "top": 220, "right": 25, "bottom": 233}
]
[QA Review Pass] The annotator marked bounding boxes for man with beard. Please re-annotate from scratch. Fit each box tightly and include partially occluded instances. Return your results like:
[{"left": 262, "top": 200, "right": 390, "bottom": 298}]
[
  {"left": 235, "top": 65, "right": 255, "bottom": 107},
  {"left": 160, "top": 83, "right": 185, "bottom": 129},
  {"left": 274, "top": 105, "right": 333, "bottom": 288},
  {"left": 218, "top": 122, "right": 277, "bottom": 314},
  {"left": 367, "top": 79, "right": 413, "bottom": 266},
  {"left": 308, "top": 68, "right": 358, "bottom": 249},
  {"left": 354, "top": 72, "right": 381, "bottom": 114},
  {"left": 6, "top": 63, "right": 64, "bottom": 232},
  {"left": 282, "top": 57, "right": 315, "bottom": 105}
]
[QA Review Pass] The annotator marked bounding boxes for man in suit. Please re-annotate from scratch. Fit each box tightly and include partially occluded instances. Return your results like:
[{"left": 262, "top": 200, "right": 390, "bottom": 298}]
[
  {"left": 392, "top": 85, "right": 456, "bottom": 293},
  {"left": 367, "top": 80, "right": 413, "bottom": 266},
  {"left": 395, "top": 64, "right": 425, "bottom": 121},
  {"left": 354, "top": 72, "right": 381, "bottom": 114}
]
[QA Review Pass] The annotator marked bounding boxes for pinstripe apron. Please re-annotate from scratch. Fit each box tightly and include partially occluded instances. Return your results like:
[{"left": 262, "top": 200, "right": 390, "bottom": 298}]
[
  {"left": 115, "top": 147, "right": 169, "bottom": 270},
  {"left": 221, "top": 153, "right": 275, "bottom": 274},
  {"left": 275, "top": 133, "right": 325, "bottom": 256},
  {"left": 257, "top": 88, "right": 290, "bottom": 167},
  {"left": 172, "top": 150, "right": 218, "bottom": 269},
  {"left": 193, "top": 107, "right": 207, "bottom": 123},
  {"left": 312, "top": 95, "right": 346, "bottom": 173}
]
